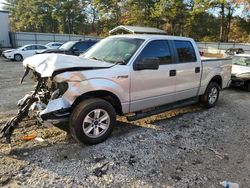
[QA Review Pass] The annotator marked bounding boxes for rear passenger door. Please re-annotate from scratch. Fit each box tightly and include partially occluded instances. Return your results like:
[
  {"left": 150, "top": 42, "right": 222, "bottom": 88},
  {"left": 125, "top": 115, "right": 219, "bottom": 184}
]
[
  {"left": 130, "top": 40, "right": 177, "bottom": 112},
  {"left": 173, "top": 40, "right": 201, "bottom": 101}
]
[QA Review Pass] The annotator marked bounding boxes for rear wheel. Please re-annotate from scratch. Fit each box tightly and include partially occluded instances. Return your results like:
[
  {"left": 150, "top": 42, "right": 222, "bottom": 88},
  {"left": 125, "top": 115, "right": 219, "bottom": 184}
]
[
  {"left": 14, "top": 54, "right": 23, "bottom": 61},
  {"left": 200, "top": 82, "right": 220, "bottom": 108},
  {"left": 69, "top": 98, "right": 116, "bottom": 145}
]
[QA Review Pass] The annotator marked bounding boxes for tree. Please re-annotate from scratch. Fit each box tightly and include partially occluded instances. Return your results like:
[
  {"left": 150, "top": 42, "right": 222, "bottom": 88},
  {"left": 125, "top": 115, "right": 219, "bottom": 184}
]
[
  {"left": 152, "top": 0, "right": 188, "bottom": 35},
  {"left": 3, "top": 0, "right": 250, "bottom": 42},
  {"left": 229, "top": 17, "right": 250, "bottom": 42},
  {"left": 121, "top": 0, "right": 157, "bottom": 26}
]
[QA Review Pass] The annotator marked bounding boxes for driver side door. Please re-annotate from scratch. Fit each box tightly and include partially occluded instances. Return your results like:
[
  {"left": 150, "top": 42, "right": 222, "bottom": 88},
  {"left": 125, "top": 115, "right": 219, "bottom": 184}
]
[{"left": 130, "top": 40, "right": 177, "bottom": 112}]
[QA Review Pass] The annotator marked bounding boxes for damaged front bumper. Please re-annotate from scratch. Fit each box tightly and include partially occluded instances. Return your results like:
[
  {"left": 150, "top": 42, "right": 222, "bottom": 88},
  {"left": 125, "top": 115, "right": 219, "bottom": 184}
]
[
  {"left": 38, "top": 97, "right": 71, "bottom": 123},
  {"left": 18, "top": 95, "right": 71, "bottom": 123},
  {"left": 1, "top": 69, "right": 72, "bottom": 143}
]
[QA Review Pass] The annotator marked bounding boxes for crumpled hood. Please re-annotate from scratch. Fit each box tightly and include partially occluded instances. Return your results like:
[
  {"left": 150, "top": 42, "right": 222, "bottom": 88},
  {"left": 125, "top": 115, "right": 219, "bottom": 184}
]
[
  {"left": 232, "top": 64, "right": 250, "bottom": 76},
  {"left": 23, "top": 53, "right": 112, "bottom": 77}
]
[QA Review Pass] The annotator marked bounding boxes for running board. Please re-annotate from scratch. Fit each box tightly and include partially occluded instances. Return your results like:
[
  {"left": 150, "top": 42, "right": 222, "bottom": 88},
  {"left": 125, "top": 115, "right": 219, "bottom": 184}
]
[{"left": 126, "top": 97, "right": 199, "bottom": 121}]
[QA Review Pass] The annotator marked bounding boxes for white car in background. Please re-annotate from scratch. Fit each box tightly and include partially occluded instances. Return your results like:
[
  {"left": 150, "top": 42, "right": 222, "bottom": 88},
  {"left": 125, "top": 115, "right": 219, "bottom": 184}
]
[
  {"left": 46, "top": 42, "right": 63, "bottom": 49},
  {"left": 231, "top": 54, "right": 250, "bottom": 91},
  {"left": 2, "top": 44, "right": 49, "bottom": 61}
]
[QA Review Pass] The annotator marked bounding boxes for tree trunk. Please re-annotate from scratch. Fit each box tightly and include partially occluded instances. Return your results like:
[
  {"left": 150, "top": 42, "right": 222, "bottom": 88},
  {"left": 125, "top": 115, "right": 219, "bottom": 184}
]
[
  {"left": 219, "top": 3, "right": 225, "bottom": 42},
  {"left": 225, "top": 7, "right": 233, "bottom": 42}
]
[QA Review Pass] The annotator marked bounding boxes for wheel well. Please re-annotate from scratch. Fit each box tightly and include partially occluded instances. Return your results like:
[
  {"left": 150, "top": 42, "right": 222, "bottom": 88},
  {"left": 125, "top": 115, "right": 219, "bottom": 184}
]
[
  {"left": 210, "top": 75, "right": 222, "bottom": 88},
  {"left": 72, "top": 90, "right": 123, "bottom": 115},
  {"left": 14, "top": 53, "right": 23, "bottom": 58}
]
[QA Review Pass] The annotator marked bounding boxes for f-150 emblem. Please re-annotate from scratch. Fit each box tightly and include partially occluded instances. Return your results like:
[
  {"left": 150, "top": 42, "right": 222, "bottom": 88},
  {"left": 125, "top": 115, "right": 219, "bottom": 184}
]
[{"left": 116, "top": 75, "right": 128, "bottom": 79}]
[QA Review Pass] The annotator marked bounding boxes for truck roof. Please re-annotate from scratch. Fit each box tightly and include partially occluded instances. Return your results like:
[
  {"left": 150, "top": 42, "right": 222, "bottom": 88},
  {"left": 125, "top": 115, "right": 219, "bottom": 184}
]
[{"left": 109, "top": 34, "right": 194, "bottom": 41}]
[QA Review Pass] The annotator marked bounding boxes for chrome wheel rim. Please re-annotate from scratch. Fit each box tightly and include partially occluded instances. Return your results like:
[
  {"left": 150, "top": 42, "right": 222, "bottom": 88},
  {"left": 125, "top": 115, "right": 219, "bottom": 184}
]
[
  {"left": 82, "top": 109, "right": 110, "bottom": 138},
  {"left": 208, "top": 87, "right": 218, "bottom": 105}
]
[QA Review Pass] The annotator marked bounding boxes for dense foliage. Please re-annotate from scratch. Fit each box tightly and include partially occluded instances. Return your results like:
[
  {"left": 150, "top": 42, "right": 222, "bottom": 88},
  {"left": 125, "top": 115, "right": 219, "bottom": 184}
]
[{"left": 3, "top": 0, "right": 250, "bottom": 42}]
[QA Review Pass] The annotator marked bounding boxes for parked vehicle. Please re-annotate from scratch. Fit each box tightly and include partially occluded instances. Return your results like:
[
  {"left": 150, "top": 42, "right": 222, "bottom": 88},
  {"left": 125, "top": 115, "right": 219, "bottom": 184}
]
[
  {"left": 225, "top": 48, "right": 244, "bottom": 55},
  {"left": 36, "top": 40, "right": 99, "bottom": 56},
  {"left": 231, "top": 54, "right": 250, "bottom": 91},
  {"left": 2, "top": 35, "right": 232, "bottom": 145},
  {"left": 46, "top": 42, "right": 63, "bottom": 49},
  {"left": 2, "top": 44, "right": 49, "bottom": 61}
]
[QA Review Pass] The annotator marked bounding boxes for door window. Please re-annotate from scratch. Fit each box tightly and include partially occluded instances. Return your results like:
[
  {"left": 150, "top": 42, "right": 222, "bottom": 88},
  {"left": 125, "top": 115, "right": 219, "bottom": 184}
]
[
  {"left": 136, "top": 40, "right": 172, "bottom": 65},
  {"left": 174, "top": 40, "right": 197, "bottom": 63},
  {"left": 36, "top": 45, "right": 47, "bottom": 49},
  {"left": 25, "top": 45, "right": 36, "bottom": 50},
  {"left": 36, "top": 45, "right": 46, "bottom": 50},
  {"left": 73, "top": 42, "right": 89, "bottom": 51}
]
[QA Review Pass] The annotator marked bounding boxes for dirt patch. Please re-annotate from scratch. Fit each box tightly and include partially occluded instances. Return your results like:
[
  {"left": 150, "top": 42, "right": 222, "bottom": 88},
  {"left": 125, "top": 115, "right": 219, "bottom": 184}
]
[{"left": 0, "top": 58, "right": 249, "bottom": 188}]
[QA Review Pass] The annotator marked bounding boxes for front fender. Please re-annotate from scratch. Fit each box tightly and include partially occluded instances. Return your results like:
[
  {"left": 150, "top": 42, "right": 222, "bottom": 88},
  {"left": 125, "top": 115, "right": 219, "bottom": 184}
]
[{"left": 62, "top": 78, "right": 129, "bottom": 105}]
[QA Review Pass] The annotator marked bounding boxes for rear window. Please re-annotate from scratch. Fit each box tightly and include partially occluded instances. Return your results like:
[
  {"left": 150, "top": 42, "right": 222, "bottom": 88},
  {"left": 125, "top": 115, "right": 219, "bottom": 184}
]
[{"left": 174, "top": 40, "right": 197, "bottom": 63}]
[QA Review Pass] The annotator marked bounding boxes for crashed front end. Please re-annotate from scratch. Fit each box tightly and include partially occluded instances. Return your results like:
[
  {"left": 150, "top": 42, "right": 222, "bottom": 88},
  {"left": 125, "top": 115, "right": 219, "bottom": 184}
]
[
  {"left": 231, "top": 72, "right": 250, "bottom": 88},
  {"left": 1, "top": 68, "right": 71, "bottom": 143},
  {"left": 1, "top": 53, "right": 113, "bottom": 143}
]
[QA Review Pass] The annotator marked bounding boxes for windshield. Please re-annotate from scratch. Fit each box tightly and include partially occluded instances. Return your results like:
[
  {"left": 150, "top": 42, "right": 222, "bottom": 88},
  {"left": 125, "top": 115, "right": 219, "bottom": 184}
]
[
  {"left": 233, "top": 56, "right": 250, "bottom": 67},
  {"left": 83, "top": 37, "right": 145, "bottom": 64},
  {"left": 59, "top": 41, "right": 76, "bottom": 50}
]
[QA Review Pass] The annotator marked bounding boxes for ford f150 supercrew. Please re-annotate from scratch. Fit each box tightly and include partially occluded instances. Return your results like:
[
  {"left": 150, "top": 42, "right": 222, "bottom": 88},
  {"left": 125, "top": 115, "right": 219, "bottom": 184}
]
[{"left": 2, "top": 35, "right": 232, "bottom": 145}]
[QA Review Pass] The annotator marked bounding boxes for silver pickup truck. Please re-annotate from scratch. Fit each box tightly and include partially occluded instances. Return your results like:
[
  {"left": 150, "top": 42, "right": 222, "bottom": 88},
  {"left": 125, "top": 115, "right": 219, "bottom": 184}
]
[{"left": 2, "top": 35, "right": 232, "bottom": 144}]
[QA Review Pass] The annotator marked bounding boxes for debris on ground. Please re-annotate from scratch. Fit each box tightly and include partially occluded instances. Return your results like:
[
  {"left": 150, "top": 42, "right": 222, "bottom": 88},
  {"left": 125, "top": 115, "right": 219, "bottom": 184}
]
[
  {"left": 93, "top": 162, "right": 109, "bottom": 177},
  {"left": 220, "top": 180, "right": 240, "bottom": 188},
  {"left": 34, "top": 137, "right": 45, "bottom": 142},
  {"left": 209, "top": 148, "right": 229, "bottom": 160},
  {"left": 21, "top": 134, "right": 37, "bottom": 141}
]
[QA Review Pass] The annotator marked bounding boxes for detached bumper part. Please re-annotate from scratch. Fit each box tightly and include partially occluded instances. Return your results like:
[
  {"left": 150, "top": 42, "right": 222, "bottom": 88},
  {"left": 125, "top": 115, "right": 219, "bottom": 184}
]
[
  {"left": 39, "top": 97, "right": 71, "bottom": 122},
  {"left": 1, "top": 94, "right": 70, "bottom": 143}
]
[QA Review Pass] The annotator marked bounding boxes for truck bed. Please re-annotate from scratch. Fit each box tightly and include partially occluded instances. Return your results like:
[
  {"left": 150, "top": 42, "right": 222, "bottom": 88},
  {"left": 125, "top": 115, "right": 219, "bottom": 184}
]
[{"left": 199, "top": 57, "right": 232, "bottom": 95}]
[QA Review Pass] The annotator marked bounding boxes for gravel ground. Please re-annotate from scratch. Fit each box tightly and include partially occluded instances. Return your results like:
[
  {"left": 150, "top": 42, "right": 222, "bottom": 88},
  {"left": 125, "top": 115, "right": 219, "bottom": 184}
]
[{"left": 0, "top": 58, "right": 249, "bottom": 188}]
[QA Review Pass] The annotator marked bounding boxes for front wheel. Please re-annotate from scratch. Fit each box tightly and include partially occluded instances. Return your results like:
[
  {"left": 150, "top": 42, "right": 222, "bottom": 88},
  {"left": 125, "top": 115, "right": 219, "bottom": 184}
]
[
  {"left": 69, "top": 98, "right": 116, "bottom": 145},
  {"left": 200, "top": 82, "right": 220, "bottom": 108},
  {"left": 14, "top": 54, "right": 23, "bottom": 61}
]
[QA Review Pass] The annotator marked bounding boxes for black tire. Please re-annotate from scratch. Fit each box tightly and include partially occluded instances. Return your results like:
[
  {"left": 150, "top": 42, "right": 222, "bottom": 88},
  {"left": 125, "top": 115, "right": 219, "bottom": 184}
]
[
  {"left": 69, "top": 98, "right": 116, "bottom": 145},
  {"left": 14, "top": 54, "right": 23, "bottom": 61},
  {"left": 200, "top": 82, "right": 220, "bottom": 108}
]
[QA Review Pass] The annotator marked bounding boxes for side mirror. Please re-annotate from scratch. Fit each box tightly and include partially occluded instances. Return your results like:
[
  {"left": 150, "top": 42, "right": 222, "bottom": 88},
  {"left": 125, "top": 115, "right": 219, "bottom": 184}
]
[
  {"left": 134, "top": 57, "right": 159, "bottom": 70},
  {"left": 22, "top": 48, "right": 26, "bottom": 51}
]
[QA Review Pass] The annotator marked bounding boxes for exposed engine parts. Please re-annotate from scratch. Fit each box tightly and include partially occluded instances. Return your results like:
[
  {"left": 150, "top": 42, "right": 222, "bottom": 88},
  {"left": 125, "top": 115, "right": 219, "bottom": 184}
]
[{"left": 1, "top": 70, "right": 51, "bottom": 143}]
